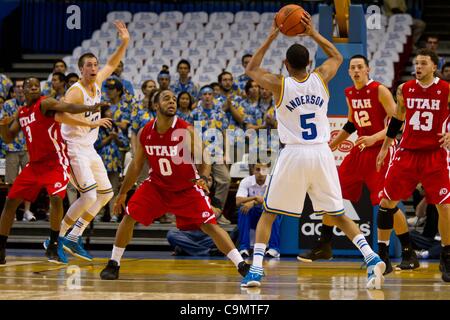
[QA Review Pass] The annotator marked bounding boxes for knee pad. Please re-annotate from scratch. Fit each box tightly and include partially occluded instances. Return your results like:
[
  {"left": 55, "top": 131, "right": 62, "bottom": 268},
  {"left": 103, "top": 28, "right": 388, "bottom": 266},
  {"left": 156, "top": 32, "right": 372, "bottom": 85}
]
[{"left": 377, "top": 206, "right": 398, "bottom": 230}]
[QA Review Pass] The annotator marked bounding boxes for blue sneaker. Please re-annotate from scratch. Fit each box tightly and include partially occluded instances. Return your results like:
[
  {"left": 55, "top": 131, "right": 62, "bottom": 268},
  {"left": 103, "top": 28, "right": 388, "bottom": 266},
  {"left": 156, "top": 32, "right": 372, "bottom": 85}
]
[
  {"left": 45, "top": 237, "right": 68, "bottom": 264},
  {"left": 62, "top": 236, "right": 93, "bottom": 261},
  {"left": 241, "top": 266, "right": 264, "bottom": 287},
  {"left": 366, "top": 255, "right": 386, "bottom": 290}
]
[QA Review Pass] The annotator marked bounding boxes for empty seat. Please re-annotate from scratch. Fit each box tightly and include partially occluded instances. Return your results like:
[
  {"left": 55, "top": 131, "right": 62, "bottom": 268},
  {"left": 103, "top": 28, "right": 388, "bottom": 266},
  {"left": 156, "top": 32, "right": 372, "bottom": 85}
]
[
  {"left": 162, "top": 38, "right": 190, "bottom": 50},
  {"left": 179, "top": 21, "right": 205, "bottom": 33},
  {"left": 173, "top": 29, "right": 196, "bottom": 41},
  {"left": 133, "top": 12, "right": 159, "bottom": 24},
  {"left": 234, "top": 11, "right": 260, "bottom": 23},
  {"left": 183, "top": 11, "right": 208, "bottom": 24},
  {"left": 189, "top": 39, "right": 216, "bottom": 50},
  {"left": 106, "top": 11, "right": 132, "bottom": 23},
  {"left": 159, "top": 11, "right": 184, "bottom": 24},
  {"left": 209, "top": 12, "right": 234, "bottom": 24},
  {"left": 230, "top": 21, "right": 256, "bottom": 32},
  {"left": 208, "top": 47, "right": 235, "bottom": 60}
]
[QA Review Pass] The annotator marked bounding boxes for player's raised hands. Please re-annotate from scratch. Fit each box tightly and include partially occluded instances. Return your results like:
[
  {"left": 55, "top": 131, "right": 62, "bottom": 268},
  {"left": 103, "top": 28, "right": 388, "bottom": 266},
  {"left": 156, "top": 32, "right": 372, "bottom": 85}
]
[
  {"left": 268, "top": 17, "right": 280, "bottom": 40},
  {"left": 113, "top": 193, "right": 127, "bottom": 215},
  {"left": 438, "top": 132, "right": 450, "bottom": 149},
  {"left": 298, "top": 11, "right": 315, "bottom": 37},
  {"left": 114, "top": 20, "right": 130, "bottom": 44}
]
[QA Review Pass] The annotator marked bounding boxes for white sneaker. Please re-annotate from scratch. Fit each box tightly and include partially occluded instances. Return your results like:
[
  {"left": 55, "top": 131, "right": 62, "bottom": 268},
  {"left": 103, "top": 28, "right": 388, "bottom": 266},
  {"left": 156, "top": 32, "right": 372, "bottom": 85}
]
[
  {"left": 407, "top": 216, "right": 426, "bottom": 227},
  {"left": 110, "top": 215, "right": 118, "bottom": 222},
  {"left": 265, "top": 248, "right": 280, "bottom": 258},
  {"left": 22, "top": 210, "right": 36, "bottom": 222}
]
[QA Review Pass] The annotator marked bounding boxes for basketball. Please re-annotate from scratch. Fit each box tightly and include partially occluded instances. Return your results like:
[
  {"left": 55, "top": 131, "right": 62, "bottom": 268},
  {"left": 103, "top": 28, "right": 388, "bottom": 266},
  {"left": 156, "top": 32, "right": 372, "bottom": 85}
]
[{"left": 275, "top": 4, "right": 307, "bottom": 36}]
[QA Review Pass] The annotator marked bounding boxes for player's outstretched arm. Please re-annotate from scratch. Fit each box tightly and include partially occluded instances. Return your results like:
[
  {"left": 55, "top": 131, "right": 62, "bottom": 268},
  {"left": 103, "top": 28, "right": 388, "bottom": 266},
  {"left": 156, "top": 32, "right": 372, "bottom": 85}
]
[
  {"left": 41, "top": 96, "right": 108, "bottom": 115},
  {"left": 245, "top": 19, "right": 282, "bottom": 102},
  {"left": 376, "top": 83, "right": 406, "bottom": 171},
  {"left": 0, "top": 113, "right": 20, "bottom": 143},
  {"left": 300, "top": 13, "right": 343, "bottom": 84},
  {"left": 96, "top": 20, "right": 130, "bottom": 85},
  {"left": 114, "top": 127, "right": 145, "bottom": 214}
]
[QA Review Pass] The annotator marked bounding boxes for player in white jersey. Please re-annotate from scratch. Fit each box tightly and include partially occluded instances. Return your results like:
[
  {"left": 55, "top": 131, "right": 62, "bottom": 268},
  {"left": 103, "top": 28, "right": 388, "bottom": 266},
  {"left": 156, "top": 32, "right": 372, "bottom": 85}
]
[
  {"left": 56, "top": 21, "right": 130, "bottom": 261},
  {"left": 240, "top": 15, "right": 385, "bottom": 289}
]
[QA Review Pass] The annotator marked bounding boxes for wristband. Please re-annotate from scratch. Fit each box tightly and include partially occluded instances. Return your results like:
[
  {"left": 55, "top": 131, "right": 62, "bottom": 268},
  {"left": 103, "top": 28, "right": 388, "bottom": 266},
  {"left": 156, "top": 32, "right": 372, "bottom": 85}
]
[{"left": 386, "top": 117, "right": 404, "bottom": 139}]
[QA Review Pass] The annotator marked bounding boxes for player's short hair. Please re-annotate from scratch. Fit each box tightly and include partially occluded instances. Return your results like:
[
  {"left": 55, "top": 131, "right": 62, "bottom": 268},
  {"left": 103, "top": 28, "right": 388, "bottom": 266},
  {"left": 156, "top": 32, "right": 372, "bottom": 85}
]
[
  {"left": 52, "top": 72, "right": 66, "bottom": 83},
  {"left": 153, "top": 89, "right": 172, "bottom": 105},
  {"left": 177, "top": 59, "right": 191, "bottom": 70},
  {"left": 14, "top": 78, "right": 25, "bottom": 87},
  {"left": 218, "top": 71, "right": 233, "bottom": 83},
  {"left": 349, "top": 54, "right": 369, "bottom": 67},
  {"left": 241, "top": 54, "right": 253, "bottom": 64},
  {"left": 53, "top": 59, "right": 67, "bottom": 69},
  {"left": 416, "top": 48, "right": 439, "bottom": 66},
  {"left": 23, "top": 77, "right": 39, "bottom": 87},
  {"left": 286, "top": 44, "right": 309, "bottom": 70},
  {"left": 78, "top": 52, "right": 98, "bottom": 69}
]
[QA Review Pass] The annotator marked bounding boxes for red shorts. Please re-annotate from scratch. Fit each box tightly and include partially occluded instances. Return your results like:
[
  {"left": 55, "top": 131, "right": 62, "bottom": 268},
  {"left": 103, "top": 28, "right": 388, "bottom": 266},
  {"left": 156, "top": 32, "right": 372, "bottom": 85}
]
[
  {"left": 8, "top": 162, "right": 69, "bottom": 202},
  {"left": 126, "top": 180, "right": 216, "bottom": 230},
  {"left": 339, "top": 145, "right": 390, "bottom": 205},
  {"left": 382, "top": 148, "right": 450, "bottom": 204}
]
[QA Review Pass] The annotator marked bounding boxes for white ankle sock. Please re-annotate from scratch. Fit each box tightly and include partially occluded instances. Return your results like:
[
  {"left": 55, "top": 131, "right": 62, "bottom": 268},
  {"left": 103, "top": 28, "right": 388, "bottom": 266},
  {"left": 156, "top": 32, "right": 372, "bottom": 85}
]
[
  {"left": 352, "top": 234, "right": 376, "bottom": 262},
  {"left": 227, "top": 248, "right": 244, "bottom": 268},
  {"left": 66, "top": 218, "right": 90, "bottom": 242},
  {"left": 252, "top": 243, "right": 267, "bottom": 268},
  {"left": 111, "top": 246, "right": 125, "bottom": 265}
]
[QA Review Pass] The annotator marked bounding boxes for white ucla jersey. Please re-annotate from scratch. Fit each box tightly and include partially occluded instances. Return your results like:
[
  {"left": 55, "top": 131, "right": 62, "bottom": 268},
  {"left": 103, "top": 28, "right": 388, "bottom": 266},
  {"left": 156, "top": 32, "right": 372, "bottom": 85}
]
[
  {"left": 276, "top": 72, "right": 330, "bottom": 145},
  {"left": 61, "top": 81, "right": 101, "bottom": 146}
]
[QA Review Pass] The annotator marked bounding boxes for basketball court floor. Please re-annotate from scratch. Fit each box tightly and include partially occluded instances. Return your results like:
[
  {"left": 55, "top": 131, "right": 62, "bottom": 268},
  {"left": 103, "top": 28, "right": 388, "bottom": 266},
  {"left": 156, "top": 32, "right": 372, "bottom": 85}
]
[{"left": 0, "top": 250, "right": 449, "bottom": 300}]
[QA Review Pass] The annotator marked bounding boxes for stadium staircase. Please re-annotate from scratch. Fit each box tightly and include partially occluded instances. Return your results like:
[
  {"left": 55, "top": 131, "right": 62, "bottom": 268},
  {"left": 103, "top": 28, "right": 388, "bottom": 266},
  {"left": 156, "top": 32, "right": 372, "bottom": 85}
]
[{"left": 3, "top": 54, "right": 65, "bottom": 81}]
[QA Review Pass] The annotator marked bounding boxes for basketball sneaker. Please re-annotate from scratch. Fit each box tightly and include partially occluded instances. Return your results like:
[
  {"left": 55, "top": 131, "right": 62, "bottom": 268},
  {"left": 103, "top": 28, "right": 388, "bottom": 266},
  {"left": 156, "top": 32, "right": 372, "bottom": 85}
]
[
  {"left": 44, "top": 237, "right": 68, "bottom": 264},
  {"left": 366, "top": 255, "right": 386, "bottom": 290},
  {"left": 100, "top": 260, "right": 120, "bottom": 280},
  {"left": 439, "top": 248, "right": 450, "bottom": 282},
  {"left": 0, "top": 247, "right": 5, "bottom": 264},
  {"left": 237, "top": 261, "right": 251, "bottom": 277},
  {"left": 395, "top": 246, "right": 420, "bottom": 271},
  {"left": 241, "top": 266, "right": 264, "bottom": 287},
  {"left": 297, "top": 241, "right": 332, "bottom": 262},
  {"left": 239, "top": 249, "right": 250, "bottom": 259},
  {"left": 265, "top": 248, "right": 280, "bottom": 259},
  {"left": 62, "top": 236, "right": 93, "bottom": 261},
  {"left": 22, "top": 210, "right": 36, "bottom": 222},
  {"left": 378, "top": 244, "right": 393, "bottom": 275}
]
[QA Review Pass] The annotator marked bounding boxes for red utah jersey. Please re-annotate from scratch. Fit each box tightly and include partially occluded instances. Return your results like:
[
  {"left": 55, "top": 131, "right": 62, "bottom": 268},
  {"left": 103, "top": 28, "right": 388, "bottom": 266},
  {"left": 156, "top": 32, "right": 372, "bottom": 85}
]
[
  {"left": 345, "top": 80, "right": 388, "bottom": 146},
  {"left": 400, "top": 78, "right": 449, "bottom": 150},
  {"left": 18, "top": 96, "right": 69, "bottom": 165},
  {"left": 140, "top": 116, "right": 200, "bottom": 192}
]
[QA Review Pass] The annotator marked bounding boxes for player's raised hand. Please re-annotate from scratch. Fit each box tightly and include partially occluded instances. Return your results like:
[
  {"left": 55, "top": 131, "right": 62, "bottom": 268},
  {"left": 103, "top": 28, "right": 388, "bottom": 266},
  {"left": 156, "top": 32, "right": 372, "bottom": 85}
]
[
  {"left": 113, "top": 193, "right": 127, "bottom": 215},
  {"left": 438, "top": 132, "right": 450, "bottom": 149},
  {"left": 90, "top": 118, "right": 113, "bottom": 129},
  {"left": 269, "top": 17, "right": 280, "bottom": 40},
  {"left": 114, "top": 20, "right": 130, "bottom": 44},
  {"left": 298, "top": 11, "right": 315, "bottom": 37},
  {"left": 376, "top": 147, "right": 388, "bottom": 172}
]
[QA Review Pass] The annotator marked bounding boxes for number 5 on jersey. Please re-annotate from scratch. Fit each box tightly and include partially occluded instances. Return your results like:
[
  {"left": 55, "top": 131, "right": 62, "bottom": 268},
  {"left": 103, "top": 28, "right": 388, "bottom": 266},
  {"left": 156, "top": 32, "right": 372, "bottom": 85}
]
[{"left": 300, "top": 113, "right": 317, "bottom": 140}]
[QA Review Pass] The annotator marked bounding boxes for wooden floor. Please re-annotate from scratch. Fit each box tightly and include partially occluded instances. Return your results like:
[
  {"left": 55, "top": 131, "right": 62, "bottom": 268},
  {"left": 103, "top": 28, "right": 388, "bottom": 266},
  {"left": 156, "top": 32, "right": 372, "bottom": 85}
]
[{"left": 0, "top": 254, "right": 449, "bottom": 300}]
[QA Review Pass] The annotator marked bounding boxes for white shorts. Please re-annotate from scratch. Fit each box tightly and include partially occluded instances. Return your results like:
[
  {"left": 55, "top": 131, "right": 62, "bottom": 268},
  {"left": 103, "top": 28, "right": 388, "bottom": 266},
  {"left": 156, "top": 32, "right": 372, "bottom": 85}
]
[
  {"left": 67, "top": 143, "right": 112, "bottom": 194},
  {"left": 263, "top": 143, "right": 344, "bottom": 218}
]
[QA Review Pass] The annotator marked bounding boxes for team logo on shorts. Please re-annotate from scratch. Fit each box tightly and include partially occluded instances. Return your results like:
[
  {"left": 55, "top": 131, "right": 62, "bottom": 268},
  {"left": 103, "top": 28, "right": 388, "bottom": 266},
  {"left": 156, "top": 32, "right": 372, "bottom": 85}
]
[
  {"left": 202, "top": 211, "right": 210, "bottom": 218},
  {"left": 54, "top": 182, "right": 62, "bottom": 188},
  {"left": 439, "top": 188, "right": 448, "bottom": 196}
]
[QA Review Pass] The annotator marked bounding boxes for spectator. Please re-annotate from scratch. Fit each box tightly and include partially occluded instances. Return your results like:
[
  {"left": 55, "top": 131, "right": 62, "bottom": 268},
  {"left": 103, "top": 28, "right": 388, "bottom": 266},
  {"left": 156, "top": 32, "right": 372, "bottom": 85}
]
[
  {"left": 6, "top": 86, "right": 15, "bottom": 100},
  {"left": 136, "top": 79, "right": 157, "bottom": 114},
  {"left": 259, "top": 87, "right": 274, "bottom": 115},
  {"left": 236, "top": 162, "right": 282, "bottom": 258},
  {"left": 210, "top": 82, "right": 222, "bottom": 99},
  {"left": 191, "top": 85, "right": 231, "bottom": 218},
  {"left": 441, "top": 62, "right": 450, "bottom": 82},
  {"left": 66, "top": 73, "right": 80, "bottom": 88},
  {"left": 94, "top": 108, "right": 127, "bottom": 222},
  {"left": 0, "top": 95, "right": 6, "bottom": 161},
  {"left": 42, "top": 59, "right": 67, "bottom": 96},
  {"left": 425, "top": 36, "right": 446, "bottom": 71},
  {"left": 49, "top": 72, "right": 66, "bottom": 100},
  {"left": 383, "top": 0, "right": 426, "bottom": 47},
  {"left": 241, "top": 80, "right": 264, "bottom": 131},
  {"left": 102, "top": 60, "right": 134, "bottom": 96},
  {"left": 104, "top": 78, "right": 132, "bottom": 169},
  {"left": 170, "top": 59, "right": 199, "bottom": 100},
  {"left": 0, "top": 74, "right": 13, "bottom": 99},
  {"left": 218, "top": 71, "right": 241, "bottom": 100},
  {"left": 235, "top": 54, "right": 253, "bottom": 95},
  {"left": 176, "top": 91, "right": 194, "bottom": 124},
  {"left": 0, "top": 79, "right": 34, "bottom": 221},
  {"left": 157, "top": 70, "right": 171, "bottom": 91}
]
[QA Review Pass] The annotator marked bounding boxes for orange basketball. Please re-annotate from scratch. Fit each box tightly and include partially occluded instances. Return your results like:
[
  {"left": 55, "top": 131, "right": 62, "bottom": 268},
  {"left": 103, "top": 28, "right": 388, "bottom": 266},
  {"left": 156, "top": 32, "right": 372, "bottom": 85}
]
[{"left": 275, "top": 4, "right": 307, "bottom": 36}]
